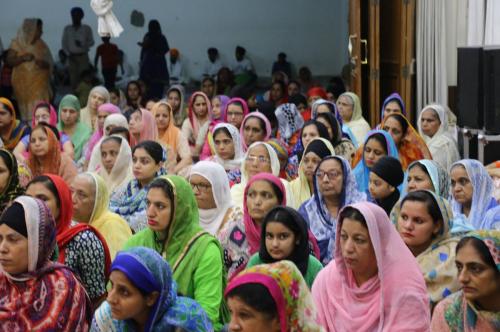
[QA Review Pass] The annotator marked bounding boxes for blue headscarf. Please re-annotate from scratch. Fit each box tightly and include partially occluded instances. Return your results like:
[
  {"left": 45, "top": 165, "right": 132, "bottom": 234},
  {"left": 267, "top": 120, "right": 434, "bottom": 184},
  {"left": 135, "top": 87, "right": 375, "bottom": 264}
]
[
  {"left": 353, "top": 130, "right": 400, "bottom": 196},
  {"left": 404, "top": 159, "right": 450, "bottom": 197},
  {"left": 92, "top": 247, "right": 213, "bottom": 332},
  {"left": 380, "top": 92, "right": 406, "bottom": 120},
  {"left": 450, "top": 160, "right": 499, "bottom": 230},
  {"left": 298, "top": 156, "right": 366, "bottom": 264}
]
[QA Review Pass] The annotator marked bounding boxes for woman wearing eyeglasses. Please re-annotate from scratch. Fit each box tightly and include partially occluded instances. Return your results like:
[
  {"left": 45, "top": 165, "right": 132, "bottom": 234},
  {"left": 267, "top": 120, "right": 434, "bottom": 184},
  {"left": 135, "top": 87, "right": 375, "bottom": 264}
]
[
  {"left": 299, "top": 155, "right": 366, "bottom": 264},
  {"left": 229, "top": 141, "right": 295, "bottom": 209}
]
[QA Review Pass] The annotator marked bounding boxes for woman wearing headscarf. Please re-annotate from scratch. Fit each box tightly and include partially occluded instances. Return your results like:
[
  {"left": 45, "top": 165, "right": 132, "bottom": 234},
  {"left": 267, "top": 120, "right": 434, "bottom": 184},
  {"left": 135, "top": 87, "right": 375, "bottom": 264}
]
[
  {"left": 224, "top": 97, "right": 250, "bottom": 130},
  {"left": 247, "top": 207, "right": 324, "bottom": 288},
  {"left": 182, "top": 92, "right": 212, "bottom": 160},
  {"left": 7, "top": 18, "right": 53, "bottom": 120},
  {"left": 190, "top": 161, "right": 240, "bottom": 239},
  {"left": 431, "top": 231, "right": 500, "bottom": 331},
  {"left": 92, "top": 247, "right": 213, "bottom": 332},
  {"left": 26, "top": 174, "right": 111, "bottom": 308},
  {"left": 27, "top": 124, "right": 78, "bottom": 184},
  {"left": 124, "top": 175, "right": 228, "bottom": 330},
  {"left": 240, "top": 111, "right": 272, "bottom": 151},
  {"left": 14, "top": 101, "right": 75, "bottom": 161},
  {"left": 406, "top": 159, "right": 450, "bottom": 197},
  {"left": 275, "top": 103, "right": 304, "bottom": 149},
  {"left": 352, "top": 130, "right": 400, "bottom": 197},
  {"left": 139, "top": 19, "right": 170, "bottom": 99},
  {"left": 128, "top": 108, "right": 158, "bottom": 148},
  {"left": 0, "top": 148, "right": 25, "bottom": 213},
  {"left": 299, "top": 156, "right": 367, "bottom": 264},
  {"left": 225, "top": 261, "right": 322, "bottom": 331},
  {"left": 391, "top": 190, "right": 460, "bottom": 308},
  {"left": 209, "top": 123, "right": 245, "bottom": 184},
  {"left": 0, "top": 97, "right": 30, "bottom": 151},
  {"left": 199, "top": 95, "right": 231, "bottom": 160},
  {"left": 450, "top": 159, "right": 500, "bottom": 230},
  {"left": 152, "top": 100, "right": 192, "bottom": 174},
  {"left": 0, "top": 196, "right": 91, "bottom": 331},
  {"left": 336, "top": 92, "right": 371, "bottom": 144},
  {"left": 110, "top": 141, "right": 166, "bottom": 232},
  {"left": 72, "top": 172, "right": 132, "bottom": 259},
  {"left": 290, "top": 137, "right": 335, "bottom": 208},
  {"left": 166, "top": 84, "right": 186, "bottom": 127},
  {"left": 312, "top": 202, "right": 430, "bottom": 331},
  {"left": 380, "top": 112, "right": 432, "bottom": 170},
  {"left": 87, "top": 135, "right": 133, "bottom": 198},
  {"left": 229, "top": 141, "right": 295, "bottom": 209},
  {"left": 80, "top": 86, "right": 110, "bottom": 131},
  {"left": 418, "top": 103, "right": 460, "bottom": 171},
  {"left": 57, "top": 94, "right": 93, "bottom": 161},
  {"left": 84, "top": 102, "right": 121, "bottom": 163}
]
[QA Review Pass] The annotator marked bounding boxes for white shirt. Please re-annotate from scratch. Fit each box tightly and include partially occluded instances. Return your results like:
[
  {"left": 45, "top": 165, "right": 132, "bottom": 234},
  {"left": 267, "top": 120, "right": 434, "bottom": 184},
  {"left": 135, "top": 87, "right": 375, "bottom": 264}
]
[
  {"left": 62, "top": 24, "right": 95, "bottom": 55},
  {"left": 231, "top": 57, "right": 254, "bottom": 75},
  {"left": 203, "top": 58, "right": 223, "bottom": 78},
  {"left": 167, "top": 57, "right": 185, "bottom": 85}
]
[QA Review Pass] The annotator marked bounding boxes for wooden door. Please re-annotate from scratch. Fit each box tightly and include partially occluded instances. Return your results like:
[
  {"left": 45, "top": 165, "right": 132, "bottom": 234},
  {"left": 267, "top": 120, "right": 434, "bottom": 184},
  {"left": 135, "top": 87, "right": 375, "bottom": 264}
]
[{"left": 349, "top": 0, "right": 416, "bottom": 126}]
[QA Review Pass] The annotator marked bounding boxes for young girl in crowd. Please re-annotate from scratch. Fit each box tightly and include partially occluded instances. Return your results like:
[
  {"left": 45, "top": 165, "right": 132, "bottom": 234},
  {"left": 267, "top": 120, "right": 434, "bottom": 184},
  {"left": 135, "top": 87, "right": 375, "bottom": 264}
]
[
  {"left": 182, "top": 91, "right": 212, "bottom": 159},
  {"left": 110, "top": 140, "right": 165, "bottom": 232},
  {"left": 246, "top": 206, "right": 323, "bottom": 288},
  {"left": 210, "top": 123, "right": 245, "bottom": 184},
  {"left": 368, "top": 156, "right": 404, "bottom": 215},
  {"left": 225, "top": 261, "right": 322, "bottom": 331},
  {"left": 166, "top": 84, "right": 186, "bottom": 127},
  {"left": 128, "top": 108, "right": 158, "bottom": 148},
  {"left": 80, "top": 86, "right": 110, "bottom": 131},
  {"left": 0, "top": 148, "right": 25, "bottom": 213}
]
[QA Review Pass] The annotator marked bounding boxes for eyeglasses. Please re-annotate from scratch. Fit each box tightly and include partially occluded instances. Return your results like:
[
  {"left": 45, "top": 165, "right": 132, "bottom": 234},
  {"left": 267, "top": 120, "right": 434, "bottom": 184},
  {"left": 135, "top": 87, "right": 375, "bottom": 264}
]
[
  {"left": 190, "top": 182, "right": 212, "bottom": 192},
  {"left": 227, "top": 111, "right": 244, "bottom": 118},
  {"left": 246, "top": 155, "right": 270, "bottom": 164},
  {"left": 316, "top": 170, "right": 342, "bottom": 180}
]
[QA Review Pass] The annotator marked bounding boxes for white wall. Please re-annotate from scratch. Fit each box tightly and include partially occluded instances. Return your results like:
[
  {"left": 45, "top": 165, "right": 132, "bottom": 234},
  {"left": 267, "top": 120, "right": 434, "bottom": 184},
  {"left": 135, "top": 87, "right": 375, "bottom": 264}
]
[{"left": 0, "top": 0, "right": 349, "bottom": 80}]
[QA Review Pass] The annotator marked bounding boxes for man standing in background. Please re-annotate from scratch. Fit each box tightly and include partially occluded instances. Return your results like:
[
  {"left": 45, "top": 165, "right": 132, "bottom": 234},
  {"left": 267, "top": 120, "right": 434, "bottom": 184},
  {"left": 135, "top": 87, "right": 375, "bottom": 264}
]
[{"left": 62, "top": 7, "right": 94, "bottom": 89}]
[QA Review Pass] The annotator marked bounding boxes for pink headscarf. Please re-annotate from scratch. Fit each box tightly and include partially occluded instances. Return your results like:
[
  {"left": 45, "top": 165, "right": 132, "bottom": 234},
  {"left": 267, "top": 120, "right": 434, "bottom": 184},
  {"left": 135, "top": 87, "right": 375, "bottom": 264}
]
[
  {"left": 85, "top": 103, "right": 121, "bottom": 160},
  {"left": 188, "top": 91, "right": 212, "bottom": 141},
  {"left": 242, "top": 173, "right": 320, "bottom": 259},
  {"left": 240, "top": 111, "right": 272, "bottom": 151},
  {"left": 223, "top": 97, "right": 250, "bottom": 124},
  {"left": 130, "top": 108, "right": 158, "bottom": 147},
  {"left": 31, "top": 101, "right": 58, "bottom": 127},
  {"left": 243, "top": 173, "right": 286, "bottom": 255},
  {"left": 312, "top": 202, "right": 430, "bottom": 331}
]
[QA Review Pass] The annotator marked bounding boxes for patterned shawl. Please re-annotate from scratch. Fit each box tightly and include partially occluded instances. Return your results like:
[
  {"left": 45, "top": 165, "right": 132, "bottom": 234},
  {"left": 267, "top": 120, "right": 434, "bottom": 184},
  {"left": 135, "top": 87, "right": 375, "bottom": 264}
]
[
  {"left": 0, "top": 149, "right": 25, "bottom": 213},
  {"left": 93, "top": 247, "right": 213, "bottom": 332},
  {"left": 299, "top": 156, "right": 366, "bottom": 264},
  {"left": 0, "top": 196, "right": 91, "bottom": 331},
  {"left": 451, "top": 160, "right": 499, "bottom": 230},
  {"left": 226, "top": 261, "right": 322, "bottom": 331},
  {"left": 275, "top": 103, "right": 305, "bottom": 145},
  {"left": 390, "top": 190, "right": 460, "bottom": 306},
  {"left": 431, "top": 230, "right": 500, "bottom": 331}
]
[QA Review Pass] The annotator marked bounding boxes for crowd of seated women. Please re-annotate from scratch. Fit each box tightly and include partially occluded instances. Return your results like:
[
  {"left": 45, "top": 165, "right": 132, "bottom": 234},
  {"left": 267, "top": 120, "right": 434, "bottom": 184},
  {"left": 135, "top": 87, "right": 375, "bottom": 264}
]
[{"left": 0, "top": 74, "right": 499, "bottom": 331}]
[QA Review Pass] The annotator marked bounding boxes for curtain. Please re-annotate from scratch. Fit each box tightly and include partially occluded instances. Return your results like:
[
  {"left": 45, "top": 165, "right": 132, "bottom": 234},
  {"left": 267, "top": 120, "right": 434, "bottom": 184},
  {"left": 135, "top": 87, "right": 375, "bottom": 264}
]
[
  {"left": 485, "top": 0, "right": 500, "bottom": 45},
  {"left": 416, "top": 0, "right": 447, "bottom": 113}
]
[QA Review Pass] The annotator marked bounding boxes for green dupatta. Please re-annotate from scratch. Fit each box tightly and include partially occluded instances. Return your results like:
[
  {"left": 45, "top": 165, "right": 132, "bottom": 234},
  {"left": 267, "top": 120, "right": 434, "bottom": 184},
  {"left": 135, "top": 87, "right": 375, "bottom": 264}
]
[
  {"left": 57, "top": 95, "right": 92, "bottom": 161},
  {"left": 124, "top": 175, "right": 229, "bottom": 327}
]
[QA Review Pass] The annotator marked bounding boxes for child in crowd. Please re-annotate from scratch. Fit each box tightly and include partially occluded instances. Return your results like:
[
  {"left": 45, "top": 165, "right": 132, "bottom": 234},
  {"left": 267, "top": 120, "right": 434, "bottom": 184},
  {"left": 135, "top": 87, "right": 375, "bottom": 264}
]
[
  {"left": 368, "top": 156, "right": 404, "bottom": 215},
  {"left": 94, "top": 37, "right": 119, "bottom": 89}
]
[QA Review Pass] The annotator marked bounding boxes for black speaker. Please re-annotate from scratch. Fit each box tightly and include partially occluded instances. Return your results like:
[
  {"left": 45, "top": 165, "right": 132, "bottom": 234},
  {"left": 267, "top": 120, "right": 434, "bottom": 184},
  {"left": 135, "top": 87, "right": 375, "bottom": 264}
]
[
  {"left": 483, "top": 46, "right": 500, "bottom": 133},
  {"left": 457, "top": 47, "right": 483, "bottom": 128}
]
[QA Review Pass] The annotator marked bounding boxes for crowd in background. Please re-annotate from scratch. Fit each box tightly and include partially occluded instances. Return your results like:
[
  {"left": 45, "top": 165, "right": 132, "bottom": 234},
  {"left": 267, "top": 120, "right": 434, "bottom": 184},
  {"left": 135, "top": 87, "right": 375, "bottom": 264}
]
[{"left": 0, "top": 7, "right": 499, "bottom": 332}]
